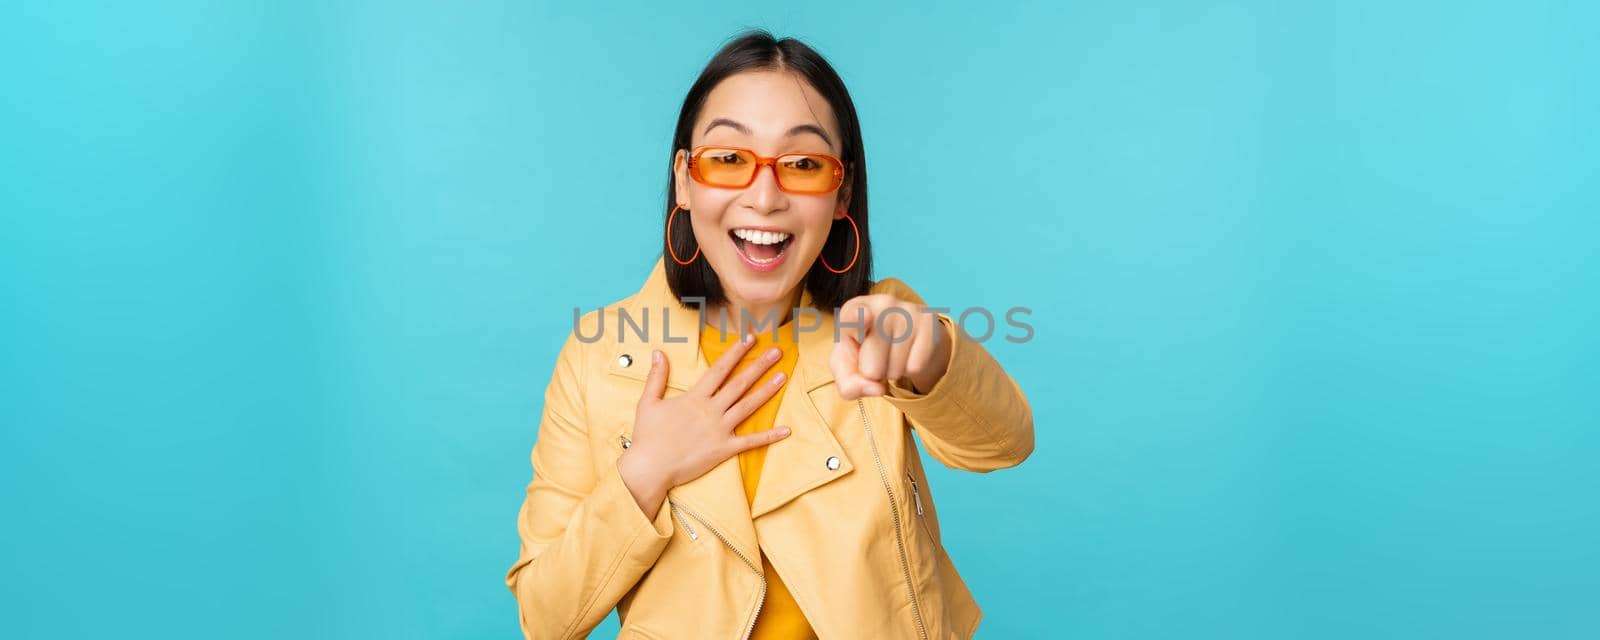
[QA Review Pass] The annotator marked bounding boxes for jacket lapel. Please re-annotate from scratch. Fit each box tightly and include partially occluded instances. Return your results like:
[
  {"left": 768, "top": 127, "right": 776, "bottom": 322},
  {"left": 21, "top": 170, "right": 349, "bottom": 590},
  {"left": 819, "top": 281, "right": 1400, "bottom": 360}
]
[
  {"left": 603, "top": 260, "right": 707, "bottom": 392},
  {"left": 749, "top": 296, "right": 856, "bottom": 519}
]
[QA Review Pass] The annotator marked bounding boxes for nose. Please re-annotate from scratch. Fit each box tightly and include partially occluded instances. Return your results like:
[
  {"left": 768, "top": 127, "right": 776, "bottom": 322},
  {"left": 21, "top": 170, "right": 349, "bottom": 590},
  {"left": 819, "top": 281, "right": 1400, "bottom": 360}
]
[{"left": 742, "top": 161, "right": 789, "bottom": 214}]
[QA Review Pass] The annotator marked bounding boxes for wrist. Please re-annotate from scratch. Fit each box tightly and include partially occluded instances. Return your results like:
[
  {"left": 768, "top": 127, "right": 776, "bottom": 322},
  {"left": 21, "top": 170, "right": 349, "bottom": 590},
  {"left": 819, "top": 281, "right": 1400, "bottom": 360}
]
[{"left": 618, "top": 449, "right": 674, "bottom": 493}]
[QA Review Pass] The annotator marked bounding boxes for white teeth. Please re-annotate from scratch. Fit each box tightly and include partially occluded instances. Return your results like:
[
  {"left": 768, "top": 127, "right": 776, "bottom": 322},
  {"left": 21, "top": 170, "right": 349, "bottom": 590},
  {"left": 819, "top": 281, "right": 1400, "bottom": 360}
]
[{"left": 732, "top": 228, "right": 792, "bottom": 245}]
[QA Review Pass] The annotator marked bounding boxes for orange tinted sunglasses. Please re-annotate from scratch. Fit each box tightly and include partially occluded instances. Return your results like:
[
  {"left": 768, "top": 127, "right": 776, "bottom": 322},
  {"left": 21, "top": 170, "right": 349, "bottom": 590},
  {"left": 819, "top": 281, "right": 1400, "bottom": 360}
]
[{"left": 686, "top": 146, "right": 845, "bottom": 194}]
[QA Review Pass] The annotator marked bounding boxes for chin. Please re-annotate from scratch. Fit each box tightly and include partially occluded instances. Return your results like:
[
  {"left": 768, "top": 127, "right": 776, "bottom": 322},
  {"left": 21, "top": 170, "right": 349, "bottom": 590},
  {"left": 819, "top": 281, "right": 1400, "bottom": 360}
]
[{"left": 724, "top": 277, "right": 793, "bottom": 307}]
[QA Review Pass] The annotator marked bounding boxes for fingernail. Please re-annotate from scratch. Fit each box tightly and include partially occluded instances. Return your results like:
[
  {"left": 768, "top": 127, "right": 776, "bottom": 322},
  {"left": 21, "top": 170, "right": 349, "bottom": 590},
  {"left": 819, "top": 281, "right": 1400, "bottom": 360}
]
[
  {"left": 771, "top": 372, "right": 785, "bottom": 384},
  {"left": 652, "top": 350, "right": 662, "bottom": 365},
  {"left": 767, "top": 347, "right": 781, "bottom": 359},
  {"left": 742, "top": 332, "right": 754, "bottom": 344},
  {"left": 777, "top": 427, "right": 791, "bottom": 436}
]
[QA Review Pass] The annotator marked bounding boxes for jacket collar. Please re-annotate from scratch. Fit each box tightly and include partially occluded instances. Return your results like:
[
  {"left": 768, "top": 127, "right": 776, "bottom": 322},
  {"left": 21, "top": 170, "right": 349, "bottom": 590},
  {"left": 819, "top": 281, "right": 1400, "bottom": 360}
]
[
  {"left": 603, "top": 258, "right": 857, "bottom": 559},
  {"left": 604, "top": 258, "right": 840, "bottom": 394}
]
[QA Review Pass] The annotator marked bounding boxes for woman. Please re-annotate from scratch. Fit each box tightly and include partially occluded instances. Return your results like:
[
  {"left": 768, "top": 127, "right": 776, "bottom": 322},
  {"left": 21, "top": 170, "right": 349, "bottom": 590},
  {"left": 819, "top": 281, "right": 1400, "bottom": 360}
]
[{"left": 506, "top": 31, "right": 1034, "bottom": 640}]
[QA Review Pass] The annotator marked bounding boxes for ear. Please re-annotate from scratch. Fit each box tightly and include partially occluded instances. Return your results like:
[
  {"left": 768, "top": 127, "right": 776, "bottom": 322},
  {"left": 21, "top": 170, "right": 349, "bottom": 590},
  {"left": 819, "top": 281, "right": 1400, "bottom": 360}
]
[
  {"left": 673, "top": 148, "right": 692, "bottom": 209},
  {"left": 834, "top": 173, "right": 853, "bottom": 219}
]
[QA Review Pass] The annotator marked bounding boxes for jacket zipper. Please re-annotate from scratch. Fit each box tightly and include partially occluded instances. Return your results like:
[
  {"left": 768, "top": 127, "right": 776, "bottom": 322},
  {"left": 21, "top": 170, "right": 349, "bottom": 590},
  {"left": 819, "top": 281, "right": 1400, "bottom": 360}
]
[
  {"left": 856, "top": 399, "right": 930, "bottom": 640},
  {"left": 906, "top": 472, "right": 924, "bottom": 516},
  {"left": 667, "top": 498, "right": 766, "bottom": 640},
  {"left": 668, "top": 502, "right": 697, "bottom": 540},
  {"left": 906, "top": 471, "right": 940, "bottom": 554}
]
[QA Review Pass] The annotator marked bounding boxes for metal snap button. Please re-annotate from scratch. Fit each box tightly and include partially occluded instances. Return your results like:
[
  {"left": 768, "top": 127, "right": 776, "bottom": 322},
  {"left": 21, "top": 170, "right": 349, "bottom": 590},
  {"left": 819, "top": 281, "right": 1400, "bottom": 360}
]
[
  {"left": 617, "top": 354, "right": 633, "bottom": 368},
  {"left": 825, "top": 456, "right": 840, "bottom": 471},
  {"left": 620, "top": 436, "right": 632, "bottom": 449}
]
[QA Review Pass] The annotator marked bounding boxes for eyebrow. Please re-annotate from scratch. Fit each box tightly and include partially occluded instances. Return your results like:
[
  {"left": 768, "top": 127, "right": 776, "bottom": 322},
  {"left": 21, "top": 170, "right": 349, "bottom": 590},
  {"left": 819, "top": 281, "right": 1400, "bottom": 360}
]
[{"left": 703, "top": 118, "right": 834, "bottom": 148}]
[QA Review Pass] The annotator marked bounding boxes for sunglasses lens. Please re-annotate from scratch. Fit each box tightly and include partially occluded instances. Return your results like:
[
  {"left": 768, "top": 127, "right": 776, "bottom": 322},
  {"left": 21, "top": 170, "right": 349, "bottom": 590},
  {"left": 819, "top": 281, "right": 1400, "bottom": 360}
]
[
  {"left": 776, "top": 154, "right": 842, "bottom": 193},
  {"left": 695, "top": 148, "right": 757, "bottom": 187}
]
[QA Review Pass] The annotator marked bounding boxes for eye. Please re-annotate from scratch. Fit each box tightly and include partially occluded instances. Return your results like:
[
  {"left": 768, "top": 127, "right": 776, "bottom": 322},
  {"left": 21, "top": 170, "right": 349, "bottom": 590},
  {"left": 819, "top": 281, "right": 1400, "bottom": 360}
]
[
  {"left": 707, "top": 150, "right": 745, "bottom": 165},
  {"left": 784, "top": 156, "right": 821, "bottom": 172}
]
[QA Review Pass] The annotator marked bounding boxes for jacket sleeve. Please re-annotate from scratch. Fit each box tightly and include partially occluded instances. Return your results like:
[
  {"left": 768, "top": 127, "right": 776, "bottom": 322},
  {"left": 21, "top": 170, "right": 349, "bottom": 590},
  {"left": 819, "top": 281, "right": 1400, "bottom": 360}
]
[
  {"left": 872, "top": 278, "right": 1036, "bottom": 472},
  {"left": 505, "top": 330, "right": 677, "bottom": 639}
]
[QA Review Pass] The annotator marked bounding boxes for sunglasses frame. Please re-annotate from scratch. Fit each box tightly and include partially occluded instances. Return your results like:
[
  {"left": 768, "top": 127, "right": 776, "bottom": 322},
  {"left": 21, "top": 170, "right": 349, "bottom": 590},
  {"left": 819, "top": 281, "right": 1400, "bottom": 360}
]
[{"left": 686, "top": 145, "right": 846, "bottom": 195}]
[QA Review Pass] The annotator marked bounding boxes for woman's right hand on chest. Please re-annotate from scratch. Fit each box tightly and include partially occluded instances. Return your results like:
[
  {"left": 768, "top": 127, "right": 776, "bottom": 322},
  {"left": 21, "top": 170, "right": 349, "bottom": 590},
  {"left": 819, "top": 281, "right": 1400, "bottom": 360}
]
[{"left": 616, "top": 333, "right": 791, "bottom": 519}]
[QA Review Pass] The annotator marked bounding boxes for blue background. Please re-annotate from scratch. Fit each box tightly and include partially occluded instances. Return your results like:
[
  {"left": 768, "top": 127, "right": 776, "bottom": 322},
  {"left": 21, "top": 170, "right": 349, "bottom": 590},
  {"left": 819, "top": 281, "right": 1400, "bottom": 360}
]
[{"left": 3, "top": 1, "right": 1595, "bottom": 638}]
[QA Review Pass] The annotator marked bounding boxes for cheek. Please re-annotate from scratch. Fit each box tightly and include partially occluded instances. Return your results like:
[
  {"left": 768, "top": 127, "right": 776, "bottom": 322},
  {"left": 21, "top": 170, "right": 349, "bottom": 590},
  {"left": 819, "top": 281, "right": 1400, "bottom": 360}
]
[
  {"left": 689, "top": 182, "right": 745, "bottom": 207},
  {"left": 685, "top": 189, "right": 730, "bottom": 239},
  {"left": 796, "top": 202, "right": 840, "bottom": 248}
]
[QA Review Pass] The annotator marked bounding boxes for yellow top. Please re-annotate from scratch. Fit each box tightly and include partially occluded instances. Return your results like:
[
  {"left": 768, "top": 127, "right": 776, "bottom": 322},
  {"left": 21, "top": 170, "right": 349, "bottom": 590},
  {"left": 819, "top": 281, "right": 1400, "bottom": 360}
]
[{"left": 699, "top": 319, "right": 815, "bottom": 640}]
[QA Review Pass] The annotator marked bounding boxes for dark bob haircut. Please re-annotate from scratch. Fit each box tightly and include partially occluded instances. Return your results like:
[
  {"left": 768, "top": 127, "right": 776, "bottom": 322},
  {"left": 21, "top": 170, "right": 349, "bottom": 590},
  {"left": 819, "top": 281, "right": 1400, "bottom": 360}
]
[{"left": 664, "top": 30, "right": 872, "bottom": 312}]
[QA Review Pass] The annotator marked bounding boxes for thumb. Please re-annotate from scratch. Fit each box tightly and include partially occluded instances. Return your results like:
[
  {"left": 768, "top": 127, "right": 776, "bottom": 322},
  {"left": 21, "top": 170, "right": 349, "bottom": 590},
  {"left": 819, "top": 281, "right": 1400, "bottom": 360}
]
[
  {"left": 642, "top": 349, "right": 668, "bottom": 403},
  {"left": 830, "top": 332, "right": 885, "bottom": 400}
]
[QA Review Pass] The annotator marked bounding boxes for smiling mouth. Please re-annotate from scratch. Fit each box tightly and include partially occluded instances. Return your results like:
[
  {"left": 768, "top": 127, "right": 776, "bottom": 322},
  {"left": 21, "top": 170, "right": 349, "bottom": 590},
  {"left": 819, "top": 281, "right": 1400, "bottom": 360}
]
[{"left": 728, "top": 228, "right": 794, "bottom": 268}]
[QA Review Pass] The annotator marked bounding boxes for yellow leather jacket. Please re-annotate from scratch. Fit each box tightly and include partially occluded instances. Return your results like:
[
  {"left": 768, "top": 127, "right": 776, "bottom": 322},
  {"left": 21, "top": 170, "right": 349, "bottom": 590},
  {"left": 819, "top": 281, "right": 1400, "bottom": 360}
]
[{"left": 506, "top": 258, "right": 1035, "bottom": 639}]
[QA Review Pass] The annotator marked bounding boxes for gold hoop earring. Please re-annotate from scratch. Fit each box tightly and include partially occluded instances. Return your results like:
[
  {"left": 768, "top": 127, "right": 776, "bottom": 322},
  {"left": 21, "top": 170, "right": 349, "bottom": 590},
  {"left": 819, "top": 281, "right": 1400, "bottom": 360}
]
[{"left": 666, "top": 204, "right": 699, "bottom": 265}]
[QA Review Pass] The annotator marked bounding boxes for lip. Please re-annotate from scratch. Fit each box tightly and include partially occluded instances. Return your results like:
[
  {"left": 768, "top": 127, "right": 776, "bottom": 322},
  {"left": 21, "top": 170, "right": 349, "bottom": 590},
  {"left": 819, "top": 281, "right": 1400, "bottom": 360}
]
[{"left": 727, "top": 228, "right": 792, "bottom": 273}]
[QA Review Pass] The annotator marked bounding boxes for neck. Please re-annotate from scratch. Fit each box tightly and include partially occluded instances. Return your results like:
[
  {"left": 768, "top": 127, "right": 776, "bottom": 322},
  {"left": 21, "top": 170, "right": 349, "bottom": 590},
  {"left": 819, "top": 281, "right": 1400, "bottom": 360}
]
[{"left": 706, "top": 286, "right": 805, "bottom": 335}]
